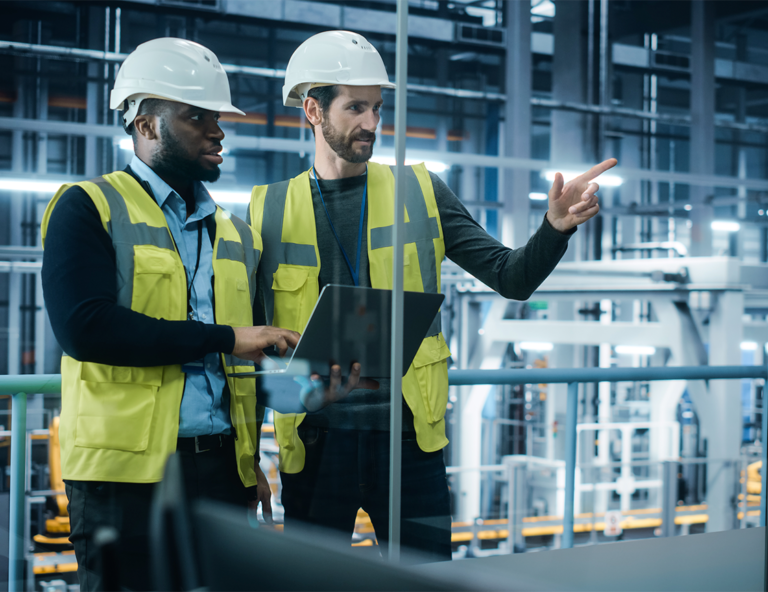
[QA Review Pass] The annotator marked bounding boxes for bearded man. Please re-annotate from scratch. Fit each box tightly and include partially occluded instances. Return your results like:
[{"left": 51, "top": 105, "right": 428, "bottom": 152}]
[
  {"left": 248, "top": 30, "right": 615, "bottom": 562},
  {"left": 41, "top": 38, "right": 298, "bottom": 590}
]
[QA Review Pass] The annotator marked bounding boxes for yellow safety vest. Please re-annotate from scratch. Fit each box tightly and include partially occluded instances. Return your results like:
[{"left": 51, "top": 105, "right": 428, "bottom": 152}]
[
  {"left": 41, "top": 171, "right": 262, "bottom": 485},
  {"left": 249, "top": 162, "right": 451, "bottom": 473}
]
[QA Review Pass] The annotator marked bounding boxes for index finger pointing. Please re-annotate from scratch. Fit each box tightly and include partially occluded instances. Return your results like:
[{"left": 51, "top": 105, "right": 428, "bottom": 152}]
[{"left": 579, "top": 158, "right": 617, "bottom": 183}]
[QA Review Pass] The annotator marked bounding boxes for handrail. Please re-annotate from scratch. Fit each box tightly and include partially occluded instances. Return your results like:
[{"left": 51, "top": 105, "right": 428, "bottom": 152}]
[
  {"left": 0, "top": 374, "right": 61, "bottom": 395},
  {"left": 446, "top": 365, "right": 763, "bottom": 384},
  {"left": 1, "top": 365, "right": 766, "bottom": 586}
]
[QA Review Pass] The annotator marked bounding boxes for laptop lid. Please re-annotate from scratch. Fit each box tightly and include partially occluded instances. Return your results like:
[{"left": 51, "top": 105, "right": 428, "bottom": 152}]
[{"left": 231, "top": 285, "right": 444, "bottom": 379}]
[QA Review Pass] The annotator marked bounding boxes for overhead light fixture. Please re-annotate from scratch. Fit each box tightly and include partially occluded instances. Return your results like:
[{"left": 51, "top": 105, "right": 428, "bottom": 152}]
[
  {"left": 529, "top": 192, "right": 548, "bottom": 201},
  {"left": 711, "top": 220, "right": 740, "bottom": 232},
  {"left": 370, "top": 156, "right": 449, "bottom": 174},
  {"left": 684, "top": 204, "right": 692, "bottom": 211},
  {"left": 542, "top": 171, "right": 623, "bottom": 187},
  {"left": 531, "top": 0, "right": 555, "bottom": 18},
  {"left": 119, "top": 138, "right": 134, "bottom": 151},
  {"left": 740, "top": 341, "right": 758, "bottom": 351},
  {"left": 0, "top": 176, "right": 252, "bottom": 205},
  {"left": 0, "top": 179, "right": 66, "bottom": 193},
  {"left": 519, "top": 342, "right": 554, "bottom": 351},
  {"left": 207, "top": 190, "right": 251, "bottom": 205},
  {"left": 615, "top": 345, "right": 656, "bottom": 356}
]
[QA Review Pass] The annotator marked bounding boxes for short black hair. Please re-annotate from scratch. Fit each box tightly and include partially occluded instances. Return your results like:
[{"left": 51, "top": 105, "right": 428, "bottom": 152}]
[
  {"left": 306, "top": 85, "right": 339, "bottom": 134},
  {"left": 124, "top": 98, "right": 173, "bottom": 140}
]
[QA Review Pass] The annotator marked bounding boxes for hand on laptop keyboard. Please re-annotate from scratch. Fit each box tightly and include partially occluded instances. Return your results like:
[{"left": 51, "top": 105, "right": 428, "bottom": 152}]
[{"left": 231, "top": 326, "right": 300, "bottom": 363}]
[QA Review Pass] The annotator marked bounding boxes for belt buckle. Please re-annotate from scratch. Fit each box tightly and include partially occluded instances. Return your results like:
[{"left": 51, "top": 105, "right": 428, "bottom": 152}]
[{"left": 194, "top": 436, "right": 211, "bottom": 454}]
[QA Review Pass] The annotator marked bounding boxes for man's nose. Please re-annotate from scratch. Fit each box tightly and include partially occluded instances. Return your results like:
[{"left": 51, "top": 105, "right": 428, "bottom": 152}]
[
  {"left": 210, "top": 120, "right": 225, "bottom": 141},
  {"left": 362, "top": 109, "right": 379, "bottom": 132}
]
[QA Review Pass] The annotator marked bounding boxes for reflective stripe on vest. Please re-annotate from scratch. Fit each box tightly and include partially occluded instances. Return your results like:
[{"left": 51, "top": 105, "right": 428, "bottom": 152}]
[
  {"left": 90, "top": 177, "right": 176, "bottom": 309},
  {"left": 369, "top": 166, "right": 442, "bottom": 336},
  {"left": 221, "top": 213, "right": 262, "bottom": 308},
  {"left": 257, "top": 179, "right": 318, "bottom": 326}
]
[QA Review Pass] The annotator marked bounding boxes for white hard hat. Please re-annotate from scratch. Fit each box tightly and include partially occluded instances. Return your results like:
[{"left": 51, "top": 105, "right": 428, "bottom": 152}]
[
  {"left": 111, "top": 37, "right": 244, "bottom": 127},
  {"left": 283, "top": 30, "right": 396, "bottom": 108}
]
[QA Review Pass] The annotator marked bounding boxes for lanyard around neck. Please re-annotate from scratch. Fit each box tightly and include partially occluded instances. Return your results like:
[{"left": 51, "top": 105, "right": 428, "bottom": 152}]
[
  {"left": 312, "top": 167, "right": 367, "bottom": 287},
  {"left": 186, "top": 221, "right": 203, "bottom": 319}
]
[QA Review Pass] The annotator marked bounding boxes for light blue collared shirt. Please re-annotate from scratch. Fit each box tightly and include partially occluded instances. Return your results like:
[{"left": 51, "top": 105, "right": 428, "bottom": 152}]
[{"left": 130, "top": 155, "right": 231, "bottom": 437}]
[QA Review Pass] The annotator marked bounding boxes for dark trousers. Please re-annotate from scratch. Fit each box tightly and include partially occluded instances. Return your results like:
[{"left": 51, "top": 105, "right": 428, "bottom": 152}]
[
  {"left": 280, "top": 426, "right": 452, "bottom": 563},
  {"left": 66, "top": 436, "right": 247, "bottom": 591}
]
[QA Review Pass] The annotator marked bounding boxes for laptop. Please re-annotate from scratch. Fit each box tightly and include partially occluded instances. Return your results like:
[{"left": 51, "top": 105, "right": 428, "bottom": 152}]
[{"left": 229, "top": 284, "right": 444, "bottom": 380}]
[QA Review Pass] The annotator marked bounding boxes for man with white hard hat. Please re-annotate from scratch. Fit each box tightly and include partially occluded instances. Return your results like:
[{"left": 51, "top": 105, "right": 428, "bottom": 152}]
[
  {"left": 42, "top": 37, "right": 299, "bottom": 590},
  {"left": 249, "top": 30, "right": 616, "bottom": 561}
]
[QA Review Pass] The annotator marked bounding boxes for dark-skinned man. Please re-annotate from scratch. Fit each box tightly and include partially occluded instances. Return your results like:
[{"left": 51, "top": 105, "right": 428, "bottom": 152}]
[
  {"left": 248, "top": 30, "right": 617, "bottom": 563},
  {"left": 41, "top": 38, "right": 299, "bottom": 591}
]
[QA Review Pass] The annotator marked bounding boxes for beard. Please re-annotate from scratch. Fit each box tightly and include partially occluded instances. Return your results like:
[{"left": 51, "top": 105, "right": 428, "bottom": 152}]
[
  {"left": 151, "top": 119, "right": 221, "bottom": 183},
  {"left": 321, "top": 116, "right": 376, "bottom": 164}
]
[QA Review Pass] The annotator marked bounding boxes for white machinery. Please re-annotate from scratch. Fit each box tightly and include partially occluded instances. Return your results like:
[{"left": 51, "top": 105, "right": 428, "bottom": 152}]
[{"left": 442, "top": 256, "right": 768, "bottom": 535}]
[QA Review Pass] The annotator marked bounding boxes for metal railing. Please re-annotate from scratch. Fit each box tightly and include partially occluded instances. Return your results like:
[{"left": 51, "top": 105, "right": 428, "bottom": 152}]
[
  {"left": 1, "top": 375, "right": 61, "bottom": 590},
  {"left": 1, "top": 366, "right": 766, "bottom": 587},
  {"left": 447, "top": 365, "right": 768, "bottom": 549}
]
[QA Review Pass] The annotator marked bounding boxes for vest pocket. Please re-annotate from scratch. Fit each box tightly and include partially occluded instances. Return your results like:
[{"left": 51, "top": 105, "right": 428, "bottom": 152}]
[
  {"left": 272, "top": 266, "right": 309, "bottom": 332},
  {"left": 75, "top": 363, "right": 162, "bottom": 452},
  {"left": 132, "top": 246, "right": 182, "bottom": 320},
  {"left": 410, "top": 334, "right": 452, "bottom": 424}
]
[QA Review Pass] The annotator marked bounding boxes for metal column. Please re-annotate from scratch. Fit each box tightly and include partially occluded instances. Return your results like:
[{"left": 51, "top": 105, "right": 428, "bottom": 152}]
[
  {"left": 762, "top": 366, "right": 768, "bottom": 529},
  {"left": 563, "top": 382, "right": 579, "bottom": 548},
  {"left": 706, "top": 291, "right": 744, "bottom": 532},
  {"left": 388, "top": 0, "right": 408, "bottom": 564},
  {"left": 501, "top": 0, "right": 531, "bottom": 248},
  {"left": 689, "top": 1, "right": 715, "bottom": 257},
  {"left": 661, "top": 460, "right": 679, "bottom": 537},
  {"left": 9, "top": 392, "right": 27, "bottom": 591},
  {"left": 504, "top": 456, "right": 527, "bottom": 554}
]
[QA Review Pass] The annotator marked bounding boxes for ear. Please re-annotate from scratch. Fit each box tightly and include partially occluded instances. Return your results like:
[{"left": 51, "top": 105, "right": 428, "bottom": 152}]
[
  {"left": 304, "top": 97, "right": 322, "bottom": 128},
  {"left": 133, "top": 114, "right": 160, "bottom": 142}
]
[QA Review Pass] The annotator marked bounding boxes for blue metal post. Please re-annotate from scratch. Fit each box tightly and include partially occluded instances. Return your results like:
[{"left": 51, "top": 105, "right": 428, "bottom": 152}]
[
  {"left": 563, "top": 382, "right": 578, "bottom": 549},
  {"left": 763, "top": 369, "right": 768, "bottom": 592},
  {"left": 761, "top": 367, "right": 767, "bottom": 528},
  {"left": 9, "top": 391, "right": 27, "bottom": 590}
]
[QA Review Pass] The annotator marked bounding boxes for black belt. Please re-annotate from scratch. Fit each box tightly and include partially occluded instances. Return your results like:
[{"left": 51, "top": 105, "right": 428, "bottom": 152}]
[{"left": 177, "top": 433, "right": 231, "bottom": 454}]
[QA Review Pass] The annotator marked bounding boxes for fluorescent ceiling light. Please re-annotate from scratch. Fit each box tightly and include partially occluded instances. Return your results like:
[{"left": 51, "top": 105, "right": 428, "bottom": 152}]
[
  {"left": 740, "top": 341, "right": 758, "bottom": 351},
  {"left": 615, "top": 345, "right": 656, "bottom": 356},
  {"left": 208, "top": 190, "right": 251, "bottom": 205},
  {"left": 0, "top": 179, "right": 66, "bottom": 193},
  {"left": 531, "top": 0, "right": 555, "bottom": 17},
  {"left": 542, "top": 170, "right": 623, "bottom": 187},
  {"left": 519, "top": 342, "right": 553, "bottom": 351},
  {"left": 529, "top": 192, "right": 548, "bottom": 201},
  {"left": 711, "top": 220, "right": 740, "bottom": 232},
  {"left": 370, "top": 156, "right": 449, "bottom": 174},
  {"left": 119, "top": 138, "right": 134, "bottom": 151}
]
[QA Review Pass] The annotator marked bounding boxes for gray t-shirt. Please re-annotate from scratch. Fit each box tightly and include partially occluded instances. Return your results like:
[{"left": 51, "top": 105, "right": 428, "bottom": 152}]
[{"left": 259, "top": 171, "right": 574, "bottom": 430}]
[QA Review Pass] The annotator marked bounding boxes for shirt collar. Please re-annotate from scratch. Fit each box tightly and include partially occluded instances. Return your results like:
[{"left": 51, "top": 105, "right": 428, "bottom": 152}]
[{"left": 129, "top": 155, "right": 217, "bottom": 221}]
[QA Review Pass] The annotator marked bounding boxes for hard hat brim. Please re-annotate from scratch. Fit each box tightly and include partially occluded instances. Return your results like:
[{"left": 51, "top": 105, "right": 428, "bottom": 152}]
[
  {"left": 110, "top": 92, "right": 245, "bottom": 117},
  {"left": 283, "top": 79, "right": 397, "bottom": 108}
]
